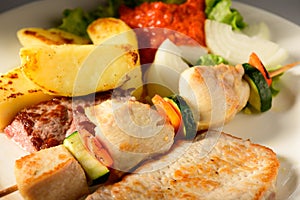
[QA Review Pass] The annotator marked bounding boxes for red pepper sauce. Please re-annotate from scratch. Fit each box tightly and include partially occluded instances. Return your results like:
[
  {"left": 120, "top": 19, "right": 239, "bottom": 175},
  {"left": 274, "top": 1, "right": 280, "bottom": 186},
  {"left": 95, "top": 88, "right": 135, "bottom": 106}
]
[{"left": 119, "top": 0, "right": 206, "bottom": 64}]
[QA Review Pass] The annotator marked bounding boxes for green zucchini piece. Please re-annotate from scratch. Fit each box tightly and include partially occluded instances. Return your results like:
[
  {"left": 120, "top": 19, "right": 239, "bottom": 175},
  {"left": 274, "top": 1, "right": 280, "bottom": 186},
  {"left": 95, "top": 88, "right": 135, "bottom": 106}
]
[
  {"left": 242, "top": 63, "right": 272, "bottom": 112},
  {"left": 63, "top": 131, "right": 109, "bottom": 183},
  {"left": 164, "top": 95, "right": 197, "bottom": 139}
]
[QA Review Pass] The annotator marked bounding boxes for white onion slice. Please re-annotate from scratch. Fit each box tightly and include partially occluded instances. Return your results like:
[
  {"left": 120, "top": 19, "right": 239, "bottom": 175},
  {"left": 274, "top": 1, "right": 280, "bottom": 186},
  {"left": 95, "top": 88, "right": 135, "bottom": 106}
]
[
  {"left": 177, "top": 45, "right": 208, "bottom": 65},
  {"left": 144, "top": 39, "right": 189, "bottom": 94},
  {"left": 205, "top": 19, "right": 288, "bottom": 68},
  {"left": 242, "top": 22, "right": 271, "bottom": 40}
]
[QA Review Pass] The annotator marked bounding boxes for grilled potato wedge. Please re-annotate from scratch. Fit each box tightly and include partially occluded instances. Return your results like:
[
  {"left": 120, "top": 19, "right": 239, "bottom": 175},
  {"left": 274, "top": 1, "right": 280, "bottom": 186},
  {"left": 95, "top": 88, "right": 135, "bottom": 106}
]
[
  {"left": 17, "top": 28, "right": 91, "bottom": 46},
  {"left": 0, "top": 67, "right": 53, "bottom": 130},
  {"left": 88, "top": 18, "right": 143, "bottom": 98},
  {"left": 20, "top": 44, "right": 141, "bottom": 97},
  {"left": 87, "top": 18, "right": 138, "bottom": 48}
]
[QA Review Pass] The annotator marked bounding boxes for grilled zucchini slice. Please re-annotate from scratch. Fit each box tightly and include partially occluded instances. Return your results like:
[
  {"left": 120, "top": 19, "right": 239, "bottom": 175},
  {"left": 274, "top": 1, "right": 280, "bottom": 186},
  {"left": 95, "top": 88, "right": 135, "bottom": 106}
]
[
  {"left": 242, "top": 63, "right": 272, "bottom": 112},
  {"left": 63, "top": 131, "right": 109, "bottom": 184},
  {"left": 164, "top": 94, "right": 197, "bottom": 139}
]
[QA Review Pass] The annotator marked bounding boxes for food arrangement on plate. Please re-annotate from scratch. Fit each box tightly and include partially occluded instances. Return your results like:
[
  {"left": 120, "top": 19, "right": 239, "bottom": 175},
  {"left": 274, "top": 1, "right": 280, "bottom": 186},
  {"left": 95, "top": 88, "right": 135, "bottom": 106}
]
[{"left": 0, "top": 0, "right": 300, "bottom": 199}]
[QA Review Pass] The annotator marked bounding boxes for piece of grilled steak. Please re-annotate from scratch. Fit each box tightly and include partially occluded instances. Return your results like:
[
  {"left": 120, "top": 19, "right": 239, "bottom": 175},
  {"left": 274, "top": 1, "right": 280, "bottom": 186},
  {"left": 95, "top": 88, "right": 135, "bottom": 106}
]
[
  {"left": 4, "top": 92, "right": 112, "bottom": 153},
  {"left": 86, "top": 132, "right": 279, "bottom": 200}
]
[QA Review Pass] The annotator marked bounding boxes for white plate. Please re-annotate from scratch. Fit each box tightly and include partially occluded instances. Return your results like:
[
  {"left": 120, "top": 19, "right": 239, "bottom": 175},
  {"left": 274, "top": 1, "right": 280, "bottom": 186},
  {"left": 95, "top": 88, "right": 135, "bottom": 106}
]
[{"left": 1, "top": 1, "right": 300, "bottom": 199}]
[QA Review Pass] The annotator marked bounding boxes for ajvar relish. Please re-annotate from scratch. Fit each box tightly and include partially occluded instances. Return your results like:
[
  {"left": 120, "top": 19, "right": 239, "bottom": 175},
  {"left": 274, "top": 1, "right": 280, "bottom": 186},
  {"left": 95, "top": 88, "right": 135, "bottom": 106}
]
[{"left": 119, "top": 0, "right": 206, "bottom": 64}]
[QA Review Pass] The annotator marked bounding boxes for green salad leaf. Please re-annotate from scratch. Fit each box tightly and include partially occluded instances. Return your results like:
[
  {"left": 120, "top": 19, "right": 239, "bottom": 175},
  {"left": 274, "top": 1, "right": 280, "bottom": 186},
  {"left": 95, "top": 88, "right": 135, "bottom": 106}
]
[
  {"left": 58, "top": 8, "right": 93, "bottom": 38},
  {"left": 205, "top": 0, "right": 247, "bottom": 30},
  {"left": 57, "top": 0, "right": 121, "bottom": 38},
  {"left": 90, "top": 0, "right": 122, "bottom": 18},
  {"left": 196, "top": 54, "right": 229, "bottom": 66}
]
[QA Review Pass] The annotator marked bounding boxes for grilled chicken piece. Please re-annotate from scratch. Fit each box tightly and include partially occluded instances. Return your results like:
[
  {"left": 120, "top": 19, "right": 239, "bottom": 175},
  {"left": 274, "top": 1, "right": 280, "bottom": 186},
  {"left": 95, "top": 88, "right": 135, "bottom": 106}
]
[
  {"left": 15, "top": 145, "right": 89, "bottom": 200},
  {"left": 179, "top": 64, "right": 250, "bottom": 130},
  {"left": 85, "top": 98, "right": 175, "bottom": 172},
  {"left": 86, "top": 132, "right": 279, "bottom": 200}
]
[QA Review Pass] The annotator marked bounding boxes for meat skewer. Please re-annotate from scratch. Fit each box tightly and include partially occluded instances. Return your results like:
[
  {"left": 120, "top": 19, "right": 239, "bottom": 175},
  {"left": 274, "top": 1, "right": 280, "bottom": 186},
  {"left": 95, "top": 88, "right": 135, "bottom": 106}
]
[
  {"left": 2, "top": 59, "right": 299, "bottom": 154},
  {"left": 0, "top": 59, "right": 298, "bottom": 198}
]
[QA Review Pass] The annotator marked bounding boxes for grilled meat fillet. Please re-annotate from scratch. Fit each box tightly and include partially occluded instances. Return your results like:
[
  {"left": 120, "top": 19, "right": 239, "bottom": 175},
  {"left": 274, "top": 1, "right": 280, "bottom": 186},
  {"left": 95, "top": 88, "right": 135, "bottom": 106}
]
[
  {"left": 86, "top": 132, "right": 279, "bottom": 200},
  {"left": 85, "top": 98, "right": 175, "bottom": 172},
  {"left": 179, "top": 64, "right": 250, "bottom": 130},
  {"left": 15, "top": 145, "right": 89, "bottom": 200},
  {"left": 4, "top": 92, "right": 111, "bottom": 152}
]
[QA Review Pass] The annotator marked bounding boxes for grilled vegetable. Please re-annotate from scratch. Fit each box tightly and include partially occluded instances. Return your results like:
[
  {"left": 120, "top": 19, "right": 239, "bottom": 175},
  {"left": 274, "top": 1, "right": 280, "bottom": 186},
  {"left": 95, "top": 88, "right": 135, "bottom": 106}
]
[
  {"left": 242, "top": 63, "right": 272, "bottom": 113},
  {"left": 248, "top": 52, "right": 272, "bottom": 86},
  {"left": 87, "top": 17, "right": 138, "bottom": 48},
  {"left": 63, "top": 131, "right": 110, "bottom": 184},
  {"left": 152, "top": 94, "right": 181, "bottom": 132},
  {"left": 152, "top": 94, "right": 196, "bottom": 139},
  {"left": 20, "top": 44, "right": 140, "bottom": 97},
  {"left": 17, "top": 28, "right": 90, "bottom": 46},
  {"left": 164, "top": 94, "right": 197, "bottom": 139}
]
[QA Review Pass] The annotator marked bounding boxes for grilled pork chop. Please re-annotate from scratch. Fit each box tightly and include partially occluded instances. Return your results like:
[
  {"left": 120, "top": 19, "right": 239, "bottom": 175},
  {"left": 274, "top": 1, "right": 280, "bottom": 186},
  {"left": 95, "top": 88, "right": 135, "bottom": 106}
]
[
  {"left": 4, "top": 91, "right": 112, "bottom": 152},
  {"left": 86, "top": 132, "right": 279, "bottom": 200}
]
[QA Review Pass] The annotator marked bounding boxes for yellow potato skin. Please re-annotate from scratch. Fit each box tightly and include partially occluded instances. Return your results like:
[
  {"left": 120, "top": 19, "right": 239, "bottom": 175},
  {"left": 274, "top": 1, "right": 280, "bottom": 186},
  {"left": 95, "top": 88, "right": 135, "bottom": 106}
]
[
  {"left": 19, "top": 18, "right": 143, "bottom": 97},
  {"left": 20, "top": 44, "right": 141, "bottom": 97},
  {"left": 17, "top": 27, "right": 91, "bottom": 46},
  {"left": 87, "top": 17, "right": 138, "bottom": 48},
  {"left": 0, "top": 67, "right": 53, "bottom": 131}
]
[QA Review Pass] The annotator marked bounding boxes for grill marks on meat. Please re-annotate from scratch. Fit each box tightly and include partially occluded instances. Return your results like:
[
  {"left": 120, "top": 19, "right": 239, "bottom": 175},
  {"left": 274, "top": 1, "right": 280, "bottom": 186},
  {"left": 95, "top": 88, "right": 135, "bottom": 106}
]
[
  {"left": 5, "top": 92, "right": 112, "bottom": 153},
  {"left": 5, "top": 97, "right": 72, "bottom": 152},
  {"left": 86, "top": 132, "right": 279, "bottom": 200},
  {"left": 21, "top": 98, "right": 71, "bottom": 150}
]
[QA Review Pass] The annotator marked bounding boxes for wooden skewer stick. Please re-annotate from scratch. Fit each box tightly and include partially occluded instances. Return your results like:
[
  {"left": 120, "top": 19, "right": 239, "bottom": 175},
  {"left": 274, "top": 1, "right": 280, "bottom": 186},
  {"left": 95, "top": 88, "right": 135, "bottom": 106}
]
[
  {"left": 0, "top": 184, "right": 18, "bottom": 197},
  {"left": 269, "top": 61, "right": 300, "bottom": 78}
]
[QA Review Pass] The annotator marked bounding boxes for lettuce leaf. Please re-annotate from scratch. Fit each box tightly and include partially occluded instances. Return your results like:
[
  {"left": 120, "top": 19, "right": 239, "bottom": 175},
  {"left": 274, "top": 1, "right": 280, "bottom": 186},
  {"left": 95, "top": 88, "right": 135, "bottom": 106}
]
[
  {"left": 196, "top": 54, "right": 228, "bottom": 66},
  {"left": 90, "top": 0, "right": 122, "bottom": 18},
  {"left": 205, "top": 0, "right": 247, "bottom": 30},
  {"left": 58, "top": 8, "right": 93, "bottom": 38},
  {"left": 57, "top": 0, "right": 121, "bottom": 38}
]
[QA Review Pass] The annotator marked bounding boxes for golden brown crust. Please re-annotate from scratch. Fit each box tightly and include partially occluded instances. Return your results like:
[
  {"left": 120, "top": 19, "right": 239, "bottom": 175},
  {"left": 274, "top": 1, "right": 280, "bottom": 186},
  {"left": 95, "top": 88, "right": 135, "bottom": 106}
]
[
  {"left": 17, "top": 28, "right": 90, "bottom": 46},
  {"left": 15, "top": 145, "right": 89, "bottom": 200},
  {"left": 87, "top": 18, "right": 134, "bottom": 46},
  {"left": 87, "top": 132, "right": 279, "bottom": 200}
]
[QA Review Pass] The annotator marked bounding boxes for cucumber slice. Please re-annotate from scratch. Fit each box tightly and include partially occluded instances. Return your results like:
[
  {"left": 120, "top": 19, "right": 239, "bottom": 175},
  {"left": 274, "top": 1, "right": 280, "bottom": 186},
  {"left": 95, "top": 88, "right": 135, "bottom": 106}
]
[
  {"left": 165, "top": 95, "right": 197, "bottom": 140},
  {"left": 63, "top": 131, "right": 109, "bottom": 183},
  {"left": 242, "top": 63, "right": 272, "bottom": 112}
]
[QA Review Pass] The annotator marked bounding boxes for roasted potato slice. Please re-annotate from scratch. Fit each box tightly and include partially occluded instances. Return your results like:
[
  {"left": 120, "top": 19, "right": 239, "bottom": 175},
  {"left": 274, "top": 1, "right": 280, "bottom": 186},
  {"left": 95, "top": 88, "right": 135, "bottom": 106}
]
[
  {"left": 0, "top": 67, "right": 53, "bottom": 130},
  {"left": 17, "top": 28, "right": 91, "bottom": 46},
  {"left": 87, "top": 18, "right": 138, "bottom": 48},
  {"left": 20, "top": 44, "right": 141, "bottom": 97}
]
